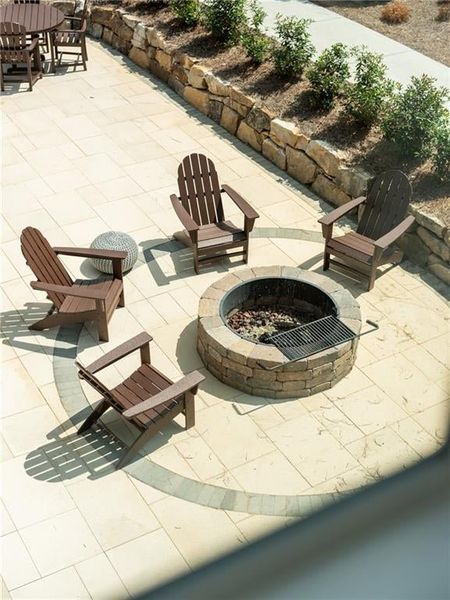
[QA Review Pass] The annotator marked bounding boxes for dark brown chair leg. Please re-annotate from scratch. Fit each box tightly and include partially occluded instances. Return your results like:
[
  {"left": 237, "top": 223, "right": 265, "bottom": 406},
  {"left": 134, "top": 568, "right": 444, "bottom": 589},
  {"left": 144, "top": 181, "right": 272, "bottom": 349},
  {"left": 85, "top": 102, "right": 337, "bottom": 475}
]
[
  {"left": 243, "top": 239, "right": 249, "bottom": 264},
  {"left": 96, "top": 314, "right": 109, "bottom": 343},
  {"left": 323, "top": 249, "right": 330, "bottom": 271},
  {"left": 184, "top": 392, "right": 195, "bottom": 429},
  {"left": 368, "top": 264, "right": 377, "bottom": 291},
  {"left": 118, "top": 289, "right": 125, "bottom": 308},
  {"left": 193, "top": 246, "right": 200, "bottom": 274},
  {"left": 0, "top": 63, "right": 4, "bottom": 92},
  {"left": 81, "top": 39, "right": 87, "bottom": 70},
  {"left": 27, "top": 59, "right": 33, "bottom": 91},
  {"left": 78, "top": 399, "right": 110, "bottom": 434}
]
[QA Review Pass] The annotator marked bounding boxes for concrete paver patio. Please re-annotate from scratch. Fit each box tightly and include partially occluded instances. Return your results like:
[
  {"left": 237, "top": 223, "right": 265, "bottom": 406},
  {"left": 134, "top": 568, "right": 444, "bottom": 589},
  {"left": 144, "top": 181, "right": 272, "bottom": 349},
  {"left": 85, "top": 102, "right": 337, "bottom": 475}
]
[{"left": 1, "top": 40, "right": 449, "bottom": 599}]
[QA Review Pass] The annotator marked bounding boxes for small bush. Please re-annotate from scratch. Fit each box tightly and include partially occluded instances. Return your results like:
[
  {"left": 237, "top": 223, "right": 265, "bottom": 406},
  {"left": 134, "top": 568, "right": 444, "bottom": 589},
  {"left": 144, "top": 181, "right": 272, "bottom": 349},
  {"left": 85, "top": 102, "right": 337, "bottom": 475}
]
[
  {"left": 169, "top": 0, "right": 200, "bottom": 27},
  {"left": 272, "top": 14, "right": 315, "bottom": 78},
  {"left": 381, "top": 75, "right": 450, "bottom": 159},
  {"left": 436, "top": 3, "right": 450, "bottom": 21},
  {"left": 242, "top": 0, "right": 270, "bottom": 64},
  {"left": 203, "top": 0, "right": 247, "bottom": 45},
  {"left": 432, "top": 123, "right": 450, "bottom": 181},
  {"left": 381, "top": 1, "right": 411, "bottom": 24},
  {"left": 344, "top": 47, "right": 394, "bottom": 126},
  {"left": 307, "top": 43, "right": 350, "bottom": 109}
]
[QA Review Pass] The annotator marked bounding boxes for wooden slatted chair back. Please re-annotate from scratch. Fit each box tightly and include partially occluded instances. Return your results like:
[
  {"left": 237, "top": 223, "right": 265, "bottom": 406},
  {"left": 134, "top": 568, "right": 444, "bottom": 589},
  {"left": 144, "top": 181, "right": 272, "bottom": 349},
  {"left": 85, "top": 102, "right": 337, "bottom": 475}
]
[
  {"left": 75, "top": 361, "right": 119, "bottom": 408},
  {"left": 357, "top": 170, "right": 412, "bottom": 240},
  {"left": 0, "top": 22, "right": 28, "bottom": 62},
  {"left": 20, "top": 227, "right": 73, "bottom": 308},
  {"left": 13, "top": 0, "right": 40, "bottom": 3},
  {"left": 74, "top": 0, "right": 88, "bottom": 19},
  {"left": 177, "top": 153, "right": 224, "bottom": 226}
]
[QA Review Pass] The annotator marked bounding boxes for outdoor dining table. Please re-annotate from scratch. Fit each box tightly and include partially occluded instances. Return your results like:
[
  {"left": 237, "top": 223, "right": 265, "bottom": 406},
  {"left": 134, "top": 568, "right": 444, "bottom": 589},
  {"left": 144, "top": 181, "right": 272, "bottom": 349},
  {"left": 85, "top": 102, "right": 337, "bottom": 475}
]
[{"left": 0, "top": 2, "right": 65, "bottom": 71}]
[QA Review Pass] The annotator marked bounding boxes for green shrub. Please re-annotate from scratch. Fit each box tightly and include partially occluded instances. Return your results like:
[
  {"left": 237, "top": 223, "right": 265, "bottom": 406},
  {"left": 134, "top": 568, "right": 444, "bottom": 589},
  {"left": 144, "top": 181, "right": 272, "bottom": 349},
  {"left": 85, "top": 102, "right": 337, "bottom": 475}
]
[
  {"left": 432, "top": 123, "right": 450, "bottom": 181},
  {"left": 203, "top": 0, "right": 247, "bottom": 45},
  {"left": 169, "top": 0, "right": 200, "bottom": 27},
  {"left": 242, "top": 0, "right": 270, "bottom": 64},
  {"left": 381, "top": 74, "right": 450, "bottom": 160},
  {"left": 272, "top": 14, "right": 314, "bottom": 77},
  {"left": 344, "top": 46, "right": 394, "bottom": 126},
  {"left": 307, "top": 43, "right": 350, "bottom": 109}
]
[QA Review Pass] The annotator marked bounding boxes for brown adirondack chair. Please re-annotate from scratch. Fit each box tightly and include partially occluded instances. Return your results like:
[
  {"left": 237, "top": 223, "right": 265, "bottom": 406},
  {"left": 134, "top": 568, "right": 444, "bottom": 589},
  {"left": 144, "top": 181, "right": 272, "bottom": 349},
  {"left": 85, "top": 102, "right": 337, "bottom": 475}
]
[
  {"left": 171, "top": 153, "right": 259, "bottom": 273},
  {"left": 0, "top": 22, "right": 42, "bottom": 92},
  {"left": 76, "top": 332, "right": 205, "bottom": 469},
  {"left": 20, "top": 227, "right": 127, "bottom": 342},
  {"left": 318, "top": 170, "right": 414, "bottom": 290}
]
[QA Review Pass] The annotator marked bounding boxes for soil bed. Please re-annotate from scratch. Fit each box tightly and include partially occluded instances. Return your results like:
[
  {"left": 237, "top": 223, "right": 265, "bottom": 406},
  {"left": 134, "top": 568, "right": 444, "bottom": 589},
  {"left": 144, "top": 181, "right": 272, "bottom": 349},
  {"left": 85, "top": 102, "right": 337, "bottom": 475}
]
[
  {"left": 311, "top": 0, "right": 450, "bottom": 67},
  {"left": 116, "top": 1, "right": 450, "bottom": 221}
]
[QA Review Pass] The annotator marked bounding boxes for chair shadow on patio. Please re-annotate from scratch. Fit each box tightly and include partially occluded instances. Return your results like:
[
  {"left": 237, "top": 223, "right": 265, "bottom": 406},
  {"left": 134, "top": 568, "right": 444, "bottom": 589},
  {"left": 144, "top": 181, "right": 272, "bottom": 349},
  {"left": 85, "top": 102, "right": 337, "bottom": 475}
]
[
  {"left": 139, "top": 238, "right": 233, "bottom": 287},
  {"left": 137, "top": 226, "right": 327, "bottom": 288},
  {"left": 1, "top": 303, "right": 99, "bottom": 356},
  {"left": 24, "top": 409, "right": 188, "bottom": 483}
]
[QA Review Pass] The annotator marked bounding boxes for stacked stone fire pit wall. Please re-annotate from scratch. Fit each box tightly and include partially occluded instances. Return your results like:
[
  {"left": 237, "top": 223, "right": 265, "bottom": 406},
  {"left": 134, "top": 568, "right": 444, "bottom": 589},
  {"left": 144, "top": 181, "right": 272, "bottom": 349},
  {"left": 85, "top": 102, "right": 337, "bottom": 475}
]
[
  {"left": 197, "top": 267, "right": 361, "bottom": 399},
  {"left": 88, "top": 6, "right": 450, "bottom": 286}
]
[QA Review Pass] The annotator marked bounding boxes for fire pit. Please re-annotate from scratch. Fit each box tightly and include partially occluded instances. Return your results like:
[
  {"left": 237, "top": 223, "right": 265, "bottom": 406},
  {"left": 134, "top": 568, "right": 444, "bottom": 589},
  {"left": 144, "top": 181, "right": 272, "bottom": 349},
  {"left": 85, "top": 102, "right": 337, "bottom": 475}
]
[{"left": 197, "top": 267, "right": 362, "bottom": 398}]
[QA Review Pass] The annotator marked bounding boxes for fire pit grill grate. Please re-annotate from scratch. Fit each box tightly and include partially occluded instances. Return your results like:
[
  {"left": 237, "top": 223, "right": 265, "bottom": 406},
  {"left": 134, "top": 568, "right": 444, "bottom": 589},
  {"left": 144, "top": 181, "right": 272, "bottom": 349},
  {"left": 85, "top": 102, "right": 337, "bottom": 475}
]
[{"left": 268, "top": 315, "right": 363, "bottom": 361}]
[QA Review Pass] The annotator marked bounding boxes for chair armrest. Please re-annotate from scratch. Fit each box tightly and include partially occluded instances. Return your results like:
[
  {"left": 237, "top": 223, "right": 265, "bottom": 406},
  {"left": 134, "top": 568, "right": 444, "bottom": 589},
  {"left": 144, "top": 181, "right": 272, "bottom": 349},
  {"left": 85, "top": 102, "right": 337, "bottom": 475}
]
[
  {"left": 30, "top": 281, "right": 109, "bottom": 300},
  {"left": 171, "top": 195, "right": 199, "bottom": 241},
  {"left": 122, "top": 371, "right": 205, "bottom": 419},
  {"left": 318, "top": 196, "right": 366, "bottom": 227},
  {"left": 53, "top": 247, "right": 127, "bottom": 261},
  {"left": 55, "top": 21, "right": 87, "bottom": 34},
  {"left": 25, "top": 38, "right": 39, "bottom": 52},
  {"left": 221, "top": 185, "right": 259, "bottom": 220},
  {"left": 84, "top": 332, "right": 153, "bottom": 374},
  {"left": 374, "top": 215, "right": 415, "bottom": 251}
]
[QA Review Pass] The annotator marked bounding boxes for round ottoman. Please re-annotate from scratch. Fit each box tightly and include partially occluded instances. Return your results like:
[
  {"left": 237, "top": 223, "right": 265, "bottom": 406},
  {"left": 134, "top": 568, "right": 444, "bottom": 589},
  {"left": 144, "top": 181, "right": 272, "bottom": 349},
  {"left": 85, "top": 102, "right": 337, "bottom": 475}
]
[{"left": 90, "top": 231, "right": 138, "bottom": 274}]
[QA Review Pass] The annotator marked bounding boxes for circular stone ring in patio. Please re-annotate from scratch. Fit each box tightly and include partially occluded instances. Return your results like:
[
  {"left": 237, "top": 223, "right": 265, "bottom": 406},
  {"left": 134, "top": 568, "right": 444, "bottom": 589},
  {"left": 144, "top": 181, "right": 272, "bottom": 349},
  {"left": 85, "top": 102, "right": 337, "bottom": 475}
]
[
  {"left": 198, "top": 267, "right": 362, "bottom": 398},
  {"left": 90, "top": 231, "right": 138, "bottom": 274}
]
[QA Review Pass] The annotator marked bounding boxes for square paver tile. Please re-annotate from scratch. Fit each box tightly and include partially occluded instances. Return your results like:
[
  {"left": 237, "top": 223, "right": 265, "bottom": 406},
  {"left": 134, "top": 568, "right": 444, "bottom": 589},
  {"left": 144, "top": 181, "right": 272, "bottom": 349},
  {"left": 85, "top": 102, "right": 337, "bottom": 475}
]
[
  {"left": 20, "top": 510, "right": 102, "bottom": 576},
  {"left": 151, "top": 495, "right": 244, "bottom": 569},
  {"left": 10, "top": 568, "right": 90, "bottom": 599},
  {"left": 1, "top": 532, "right": 39, "bottom": 591},
  {"left": 0, "top": 359, "right": 45, "bottom": 418},
  {"left": 267, "top": 414, "right": 358, "bottom": 486},
  {"left": 195, "top": 403, "right": 275, "bottom": 470},
  {"left": 107, "top": 529, "right": 188, "bottom": 596},
  {"left": 334, "top": 385, "right": 408, "bottom": 435},
  {"left": 75, "top": 554, "right": 130, "bottom": 600},
  {"left": 67, "top": 471, "right": 160, "bottom": 550},
  {"left": 346, "top": 427, "right": 421, "bottom": 479},
  {"left": 364, "top": 355, "right": 447, "bottom": 415},
  {"left": 231, "top": 450, "right": 310, "bottom": 495},
  {"left": 1, "top": 405, "right": 60, "bottom": 457}
]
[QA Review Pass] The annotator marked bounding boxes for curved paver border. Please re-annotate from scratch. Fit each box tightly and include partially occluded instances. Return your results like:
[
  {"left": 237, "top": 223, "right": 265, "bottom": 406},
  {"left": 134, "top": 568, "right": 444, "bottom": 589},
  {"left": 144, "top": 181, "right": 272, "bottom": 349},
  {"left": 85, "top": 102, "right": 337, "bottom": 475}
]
[{"left": 51, "top": 228, "right": 366, "bottom": 517}]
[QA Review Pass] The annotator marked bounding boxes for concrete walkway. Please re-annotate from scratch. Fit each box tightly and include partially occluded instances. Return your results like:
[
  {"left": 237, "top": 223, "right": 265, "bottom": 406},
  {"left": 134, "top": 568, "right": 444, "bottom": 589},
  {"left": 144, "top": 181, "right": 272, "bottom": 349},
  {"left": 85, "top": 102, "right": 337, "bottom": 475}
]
[{"left": 260, "top": 0, "right": 450, "bottom": 89}]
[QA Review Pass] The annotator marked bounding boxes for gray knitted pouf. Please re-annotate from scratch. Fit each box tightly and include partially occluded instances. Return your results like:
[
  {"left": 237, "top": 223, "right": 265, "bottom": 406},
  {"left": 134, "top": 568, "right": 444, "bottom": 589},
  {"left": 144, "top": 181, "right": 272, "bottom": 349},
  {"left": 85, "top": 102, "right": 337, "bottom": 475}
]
[{"left": 90, "top": 231, "right": 138, "bottom": 274}]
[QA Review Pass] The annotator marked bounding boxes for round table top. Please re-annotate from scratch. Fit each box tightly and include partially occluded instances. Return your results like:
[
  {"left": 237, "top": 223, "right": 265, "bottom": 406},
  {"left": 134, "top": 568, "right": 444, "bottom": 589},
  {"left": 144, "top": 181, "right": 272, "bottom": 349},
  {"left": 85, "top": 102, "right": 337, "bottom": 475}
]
[{"left": 0, "top": 3, "right": 65, "bottom": 34}]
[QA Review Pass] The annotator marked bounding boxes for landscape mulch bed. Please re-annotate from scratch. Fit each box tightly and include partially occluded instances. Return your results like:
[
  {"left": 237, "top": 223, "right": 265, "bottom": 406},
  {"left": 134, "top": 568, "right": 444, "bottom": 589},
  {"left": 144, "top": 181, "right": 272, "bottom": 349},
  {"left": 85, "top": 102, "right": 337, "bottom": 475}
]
[
  {"left": 118, "top": 1, "right": 450, "bottom": 221},
  {"left": 311, "top": 0, "right": 450, "bottom": 67}
]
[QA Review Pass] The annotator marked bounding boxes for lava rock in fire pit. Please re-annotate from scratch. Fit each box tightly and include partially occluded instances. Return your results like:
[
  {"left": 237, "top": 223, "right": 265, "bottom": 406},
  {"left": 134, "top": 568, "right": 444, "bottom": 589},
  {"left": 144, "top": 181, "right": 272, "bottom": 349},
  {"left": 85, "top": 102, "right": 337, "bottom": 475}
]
[{"left": 227, "top": 303, "right": 323, "bottom": 343}]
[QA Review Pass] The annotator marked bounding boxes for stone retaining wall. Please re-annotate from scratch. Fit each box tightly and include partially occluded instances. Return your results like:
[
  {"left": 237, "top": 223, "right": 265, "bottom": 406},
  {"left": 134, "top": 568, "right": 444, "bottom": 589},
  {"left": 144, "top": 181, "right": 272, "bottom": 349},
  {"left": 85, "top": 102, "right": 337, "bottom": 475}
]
[{"left": 88, "top": 6, "right": 450, "bottom": 286}]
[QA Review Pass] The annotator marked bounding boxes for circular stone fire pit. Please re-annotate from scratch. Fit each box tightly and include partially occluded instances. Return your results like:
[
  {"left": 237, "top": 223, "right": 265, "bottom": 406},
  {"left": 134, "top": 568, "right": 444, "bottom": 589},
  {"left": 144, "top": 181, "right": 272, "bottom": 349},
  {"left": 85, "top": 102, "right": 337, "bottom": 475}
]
[{"left": 197, "top": 267, "right": 362, "bottom": 398}]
